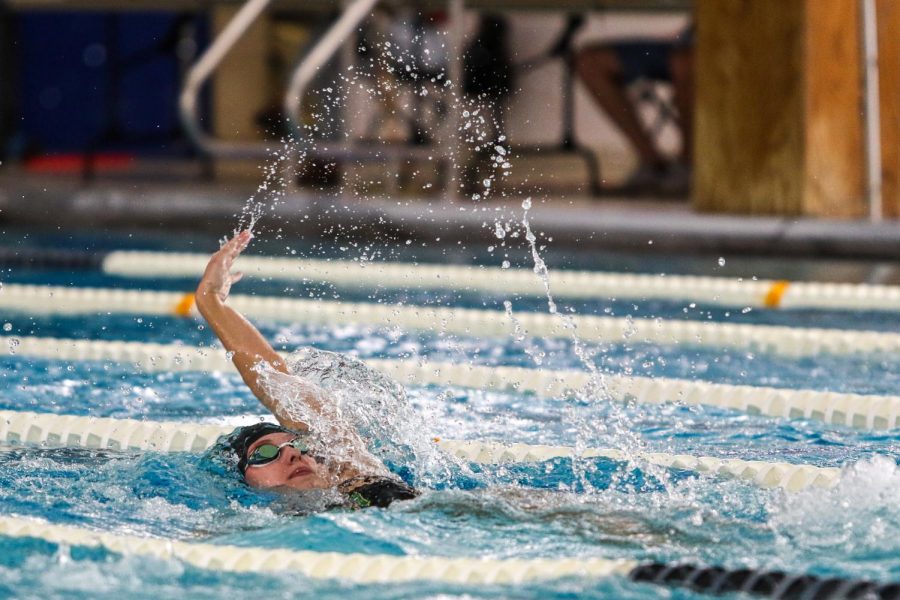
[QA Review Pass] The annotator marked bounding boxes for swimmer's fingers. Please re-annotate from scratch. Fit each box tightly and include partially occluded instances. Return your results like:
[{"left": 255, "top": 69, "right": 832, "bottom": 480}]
[
  {"left": 231, "top": 230, "right": 253, "bottom": 256},
  {"left": 230, "top": 230, "right": 253, "bottom": 256},
  {"left": 218, "top": 230, "right": 252, "bottom": 263},
  {"left": 200, "top": 232, "right": 251, "bottom": 303}
]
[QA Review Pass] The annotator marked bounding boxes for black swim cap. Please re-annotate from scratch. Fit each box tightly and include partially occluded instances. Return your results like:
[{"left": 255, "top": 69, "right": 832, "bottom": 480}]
[{"left": 226, "top": 422, "right": 296, "bottom": 475}]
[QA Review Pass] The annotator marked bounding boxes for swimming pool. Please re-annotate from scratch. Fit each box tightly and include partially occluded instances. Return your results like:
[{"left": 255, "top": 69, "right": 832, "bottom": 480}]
[{"left": 1, "top": 232, "right": 899, "bottom": 599}]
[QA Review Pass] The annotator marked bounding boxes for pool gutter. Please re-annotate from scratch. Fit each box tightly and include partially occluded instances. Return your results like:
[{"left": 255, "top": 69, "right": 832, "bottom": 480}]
[{"left": 2, "top": 173, "right": 900, "bottom": 260}]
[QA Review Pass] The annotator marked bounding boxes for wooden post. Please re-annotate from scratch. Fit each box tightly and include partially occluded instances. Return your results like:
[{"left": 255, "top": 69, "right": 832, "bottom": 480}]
[
  {"left": 878, "top": 0, "right": 900, "bottom": 218},
  {"left": 693, "top": 0, "right": 866, "bottom": 217}
]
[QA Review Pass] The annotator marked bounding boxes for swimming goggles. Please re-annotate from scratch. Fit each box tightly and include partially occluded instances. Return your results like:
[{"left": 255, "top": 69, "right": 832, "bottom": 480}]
[{"left": 246, "top": 436, "right": 311, "bottom": 468}]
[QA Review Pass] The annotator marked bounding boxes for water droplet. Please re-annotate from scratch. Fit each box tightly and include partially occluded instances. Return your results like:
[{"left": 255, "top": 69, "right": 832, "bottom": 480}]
[
  {"left": 521, "top": 197, "right": 532, "bottom": 210},
  {"left": 2, "top": 323, "right": 11, "bottom": 332},
  {"left": 501, "top": 260, "right": 511, "bottom": 269},
  {"left": 718, "top": 257, "right": 726, "bottom": 267}
]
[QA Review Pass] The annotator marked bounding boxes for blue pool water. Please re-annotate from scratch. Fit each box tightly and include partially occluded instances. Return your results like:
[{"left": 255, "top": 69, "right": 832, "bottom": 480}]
[{"left": 1, "top": 243, "right": 900, "bottom": 598}]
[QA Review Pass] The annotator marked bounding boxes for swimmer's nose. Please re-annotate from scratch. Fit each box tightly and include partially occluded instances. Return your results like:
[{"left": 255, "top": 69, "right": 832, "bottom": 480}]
[{"left": 283, "top": 446, "right": 301, "bottom": 463}]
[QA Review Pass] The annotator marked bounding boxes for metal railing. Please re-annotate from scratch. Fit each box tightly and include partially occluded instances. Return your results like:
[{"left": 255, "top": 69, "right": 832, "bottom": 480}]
[
  {"left": 283, "top": 0, "right": 378, "bottom": 150},
  {"left": 178, "top": 0, "right": 274, "bottom": 159},
  {"left": 180, "top": 0, "right": 388, "bottom": 160},
  {"left": 178, "top": 0, "right": 453, "bottom": 167}
]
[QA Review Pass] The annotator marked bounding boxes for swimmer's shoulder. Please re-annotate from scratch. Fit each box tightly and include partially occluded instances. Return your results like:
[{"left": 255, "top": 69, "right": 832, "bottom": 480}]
[{"left": 339, "top": 475, "right": 418, "bottom": 508}]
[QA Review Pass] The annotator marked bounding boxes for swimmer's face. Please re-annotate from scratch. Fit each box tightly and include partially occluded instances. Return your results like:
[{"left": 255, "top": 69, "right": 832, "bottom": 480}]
[{"left": 242, "top": 432, "right": 330, "bottom": 491}]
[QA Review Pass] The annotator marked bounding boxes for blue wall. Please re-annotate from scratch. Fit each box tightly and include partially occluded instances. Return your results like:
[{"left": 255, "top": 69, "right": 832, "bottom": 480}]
[{"left": 17, "top": 12, "right": 206, "bottom": 155}]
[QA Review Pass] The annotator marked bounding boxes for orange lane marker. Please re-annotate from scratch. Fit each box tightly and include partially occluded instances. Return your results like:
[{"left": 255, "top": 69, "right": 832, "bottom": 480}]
[
  {"left": 763, "top": 281, "right": 791, "bottom": 309},
  {"left": 174, "top": 293, "right": 196, "bottom": 317}
]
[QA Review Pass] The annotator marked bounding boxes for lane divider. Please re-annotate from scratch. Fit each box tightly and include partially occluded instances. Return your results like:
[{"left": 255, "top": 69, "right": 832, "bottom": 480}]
[
  {"left": 3, "top": 335, "right": 900, "bottom": 430},
  {"left": 439, "top": 440, "right": 839, "bottom": 491},
  {"left": 102, "top": 250, "right": 900, "bottom": 312},
  {"left": 1, "top": 516, "right": 894, "bottom": 598},
  {"left": 0, "top": 410, "right": 841, "bottom": 491},
  {"left": 0, "top": 284, "right": 897, "bottom": 357},
  {"left": 0, "top": 516, "right": 636, "bottom": 583}
]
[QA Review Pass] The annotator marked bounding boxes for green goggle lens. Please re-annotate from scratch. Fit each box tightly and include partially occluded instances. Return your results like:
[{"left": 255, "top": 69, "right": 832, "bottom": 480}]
[
  {"left": 246, "top": 437, "right": 310, "bottom": 467},
  {"left": 254, "top": 444, "right": 280, "bottom": 460}
]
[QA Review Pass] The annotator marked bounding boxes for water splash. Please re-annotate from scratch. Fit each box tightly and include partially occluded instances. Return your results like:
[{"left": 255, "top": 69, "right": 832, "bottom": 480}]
[
  {"left": 224, "top": 19, "right": 656, "bottom": 498},
  {"left": 768, "top": 455, "right": 900, "bottom": 576},
  {"left": 234, "top": 137, "right": 296, "bottom": 237},
  {"left": 513, "top": 197, "right": 660, "bottom": 493},
  {"left": 258, "top": 347, "right": 474, "bottom": 489}
]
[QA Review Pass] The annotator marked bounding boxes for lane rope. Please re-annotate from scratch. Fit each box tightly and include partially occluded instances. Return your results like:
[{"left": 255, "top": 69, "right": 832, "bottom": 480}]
[
  {"left": 0, "top": 409, "right": 841, "bottom": 491},
  {"left": 102, "top": 250, "right": 900, "bottom": 312},
  {"left": 0, "top": 515, "right": 636, "bottom": 583},
  {"left": 0, "top": 516, "right": 894, "bottom": 597},
  {"left": 0, "top": 283, "right": 897, "bottom": 357},
  {"left": 3, "top": 335, "right": 900, "bottom": 430},
  {"left": 628, "top": 562, "right": 900, "bottom": 599}
]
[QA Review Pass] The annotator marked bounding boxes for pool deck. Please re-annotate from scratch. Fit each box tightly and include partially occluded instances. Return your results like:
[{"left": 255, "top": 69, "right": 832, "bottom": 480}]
[{"left": 2, "top": 168, "right": 899, "bottom": 261}]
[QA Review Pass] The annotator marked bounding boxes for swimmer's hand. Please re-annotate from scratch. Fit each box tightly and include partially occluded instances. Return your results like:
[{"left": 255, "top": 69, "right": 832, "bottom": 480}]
[{"left": 197, "top": 230, "right": 252, "bottom": 304}]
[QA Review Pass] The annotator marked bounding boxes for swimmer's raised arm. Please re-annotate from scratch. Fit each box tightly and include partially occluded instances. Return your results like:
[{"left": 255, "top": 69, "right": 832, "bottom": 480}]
[
  {"left": 197, "top": 231, "right": 390, "bottom": 479},
  {"left": 196, "top": 230, "right": 311, "bottom": 431}
]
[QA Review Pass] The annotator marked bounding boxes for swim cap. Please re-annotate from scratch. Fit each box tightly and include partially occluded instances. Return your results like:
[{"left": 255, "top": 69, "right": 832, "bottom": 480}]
[{"left": 225, "top": 422, "right": 296, "bottom": 475}]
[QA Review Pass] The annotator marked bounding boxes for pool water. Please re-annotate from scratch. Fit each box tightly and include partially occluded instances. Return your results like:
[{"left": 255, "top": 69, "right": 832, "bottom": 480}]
[{"left": 1, "top": 247, "right": 900, "bottom": 599}]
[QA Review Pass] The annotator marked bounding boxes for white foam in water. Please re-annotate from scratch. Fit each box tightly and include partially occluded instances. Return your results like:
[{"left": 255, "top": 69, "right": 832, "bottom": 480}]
[{"left": 769, "top": 455, "right": 900, "bottom": 569}]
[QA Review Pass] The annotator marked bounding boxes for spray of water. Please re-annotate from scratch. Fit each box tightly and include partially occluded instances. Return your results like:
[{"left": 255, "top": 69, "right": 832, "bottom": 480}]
[
  {"left": 510, "top": 198, "right": 676, "bottom": 497},
  {"left": 767, "top": 455, "right": 900, "bottom": 575},
  {"left": 228, "top": 19, "right": 663, "bottom": 498},
  {"left": 256, "top": 347, "right": 473, "bottom": 489}
]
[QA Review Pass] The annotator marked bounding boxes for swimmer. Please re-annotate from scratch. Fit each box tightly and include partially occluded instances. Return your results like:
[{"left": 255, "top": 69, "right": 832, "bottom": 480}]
[{"left": 198, "top": 230, "right": 416, "bottom": 508}]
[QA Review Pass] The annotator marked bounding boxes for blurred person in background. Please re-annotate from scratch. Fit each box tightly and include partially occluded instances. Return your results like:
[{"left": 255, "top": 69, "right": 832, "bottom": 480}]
[{"left": 575, "top": 24, "right": 693, "bottom": 195}]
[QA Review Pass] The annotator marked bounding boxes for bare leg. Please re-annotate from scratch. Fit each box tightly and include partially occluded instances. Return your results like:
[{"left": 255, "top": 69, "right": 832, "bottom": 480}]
[
  {"left": 575, "top": 46, "right": 664, "bottom": 167},
  {"left": 669, "top": 48, "right": 693, "bottom": 164}
]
